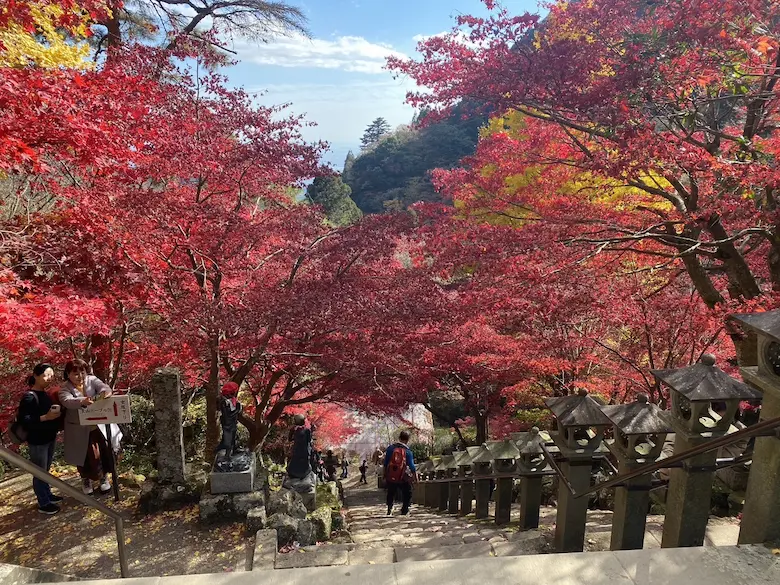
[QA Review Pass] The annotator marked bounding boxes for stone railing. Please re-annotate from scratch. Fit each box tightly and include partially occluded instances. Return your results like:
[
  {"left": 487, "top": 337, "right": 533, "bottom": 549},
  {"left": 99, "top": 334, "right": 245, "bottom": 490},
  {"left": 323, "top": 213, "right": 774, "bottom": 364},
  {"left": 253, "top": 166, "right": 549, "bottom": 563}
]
[{"left": 413, "top": 308, "right": 780, "bottom": 553}]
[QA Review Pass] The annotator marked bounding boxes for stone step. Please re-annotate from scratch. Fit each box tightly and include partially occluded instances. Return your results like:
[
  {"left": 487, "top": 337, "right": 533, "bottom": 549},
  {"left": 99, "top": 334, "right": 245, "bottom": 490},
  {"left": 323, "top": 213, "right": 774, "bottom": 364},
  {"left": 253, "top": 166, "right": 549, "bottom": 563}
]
[
  {"left": 66, "top": 545, "right": 779, "bottom": 585},
  {"left": 0, "top": 562, "right": 77, "bottom": 584}
]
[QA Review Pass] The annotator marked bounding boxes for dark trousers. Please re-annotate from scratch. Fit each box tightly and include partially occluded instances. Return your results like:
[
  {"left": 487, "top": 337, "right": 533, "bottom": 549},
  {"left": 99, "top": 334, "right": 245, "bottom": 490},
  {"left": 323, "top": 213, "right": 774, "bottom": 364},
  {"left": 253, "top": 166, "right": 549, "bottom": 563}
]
[
  {"left": 386, "top": 481, "right": 412, "bottom": 513},
  {"left": 28, "top": 441, "right": 56, "bottom": 507}
]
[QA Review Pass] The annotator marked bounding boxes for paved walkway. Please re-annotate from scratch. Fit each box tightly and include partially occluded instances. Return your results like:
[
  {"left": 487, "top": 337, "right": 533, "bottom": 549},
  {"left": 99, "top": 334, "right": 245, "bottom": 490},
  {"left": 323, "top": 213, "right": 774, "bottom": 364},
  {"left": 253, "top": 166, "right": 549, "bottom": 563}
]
[{"left": 273, "top": 477, "right": 741, "bottom": 569}]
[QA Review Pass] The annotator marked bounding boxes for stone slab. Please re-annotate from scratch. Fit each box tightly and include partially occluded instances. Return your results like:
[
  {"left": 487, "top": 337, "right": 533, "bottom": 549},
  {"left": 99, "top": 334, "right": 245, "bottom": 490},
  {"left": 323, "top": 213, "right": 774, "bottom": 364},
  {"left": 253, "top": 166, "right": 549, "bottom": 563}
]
[
  {"left": 210, "top": 457, "right": 255, "bottom": 494},
  {"left": 347, "top": 547, "right": 396, "bottom": 565},
  {"left": 394, "top": 542, "right": 493, "bottom": 562},
  {"left": 490, "top": 541, "right": 539, "bottom": 557},
  {"left": 275, "top": 547, "right": 349, "bottom": 569},
  {"left": 251, "top": 529, "right": 278, "bottom": 571}
]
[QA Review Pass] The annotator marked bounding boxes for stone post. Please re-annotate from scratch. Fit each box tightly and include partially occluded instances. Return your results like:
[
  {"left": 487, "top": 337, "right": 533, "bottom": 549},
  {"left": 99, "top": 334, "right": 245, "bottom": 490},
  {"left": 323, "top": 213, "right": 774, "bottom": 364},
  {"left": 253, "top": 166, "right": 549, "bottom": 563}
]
[
  {"left": 519, "top": 476, "right": 542, "bottom": 529},
  {"left": 494, "top": 477, "right": 513, "bottom": 525},
  {"left": 611, "top": 460, "right": 652, "bottom": 550},
  {"left": 426, "top": 479, "right": 438, "bottom": 509},
  {"left": 415, "top": 479, "right": 426, "bottom": 507},
  {"left": 460, "top": 479, "right": 473, "bottom": 516},
  {"left": 474, "top": 478, "right": 491, "bottom": 519},
  {"left": 151, "top": 368, "right": 186, "bottom": 484},
  {"left": 448, "top": 473, "right": 460, "bottom": 514},
  {"left": 661, "top": 433, "right": 717, "bottom": 548},
  {"left": 554, "top": 460, "right": 592, "bottom": 553},
  {"left": 438, "top": 479, "right": 449, "bottom": 512},
  {"left": 739, "top": 388, "right": 780, "bottom": 544}
]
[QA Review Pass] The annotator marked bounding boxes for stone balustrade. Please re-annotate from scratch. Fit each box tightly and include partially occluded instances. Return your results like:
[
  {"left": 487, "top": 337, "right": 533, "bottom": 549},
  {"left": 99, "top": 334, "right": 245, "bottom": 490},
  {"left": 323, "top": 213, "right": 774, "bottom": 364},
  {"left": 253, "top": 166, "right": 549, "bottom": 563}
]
[{"left": 411, "top": 308, "right": 780, "bottom": 554}]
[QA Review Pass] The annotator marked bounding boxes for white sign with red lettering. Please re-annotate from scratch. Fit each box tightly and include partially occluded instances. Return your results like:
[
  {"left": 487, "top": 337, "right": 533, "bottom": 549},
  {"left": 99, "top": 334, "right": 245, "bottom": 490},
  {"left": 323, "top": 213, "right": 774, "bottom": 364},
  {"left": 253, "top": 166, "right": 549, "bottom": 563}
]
[{"left": 78, "top": 395, "right": 132, "bottom": 425}]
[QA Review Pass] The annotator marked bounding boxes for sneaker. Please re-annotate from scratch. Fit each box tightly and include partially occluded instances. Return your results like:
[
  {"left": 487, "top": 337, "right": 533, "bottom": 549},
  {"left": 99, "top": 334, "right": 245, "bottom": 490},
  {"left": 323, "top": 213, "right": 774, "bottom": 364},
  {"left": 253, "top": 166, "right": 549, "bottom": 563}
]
[
  {"left": 387, "top": 509, "right": 393, "bottom": 516},
  {"left": 49, "top": 495, "right": 63, "bottom": 504},
  {"left": 38, "top": 503, "right": 60, "bottom": 515},
  {"left": 82, "top": 480, "right": 93, "bottom": 495},
  {"left": 99, "top": 480, "right": 111, "bottom": 494}
]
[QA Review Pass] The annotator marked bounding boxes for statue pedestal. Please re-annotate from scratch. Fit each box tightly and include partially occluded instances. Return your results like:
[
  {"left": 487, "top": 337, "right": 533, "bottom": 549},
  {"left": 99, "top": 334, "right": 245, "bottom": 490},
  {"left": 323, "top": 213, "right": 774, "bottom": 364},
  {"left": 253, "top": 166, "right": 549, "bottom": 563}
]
[{"left": 211, "top": 452, "right": 255, "bottom": 494}]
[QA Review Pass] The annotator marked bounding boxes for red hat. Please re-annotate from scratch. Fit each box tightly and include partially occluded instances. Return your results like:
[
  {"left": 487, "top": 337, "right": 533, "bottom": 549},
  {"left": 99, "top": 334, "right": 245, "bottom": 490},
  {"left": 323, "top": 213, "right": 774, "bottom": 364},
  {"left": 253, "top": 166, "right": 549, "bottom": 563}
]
[{"left": 221, "top": 382, "right": 239, "bottom": 397}]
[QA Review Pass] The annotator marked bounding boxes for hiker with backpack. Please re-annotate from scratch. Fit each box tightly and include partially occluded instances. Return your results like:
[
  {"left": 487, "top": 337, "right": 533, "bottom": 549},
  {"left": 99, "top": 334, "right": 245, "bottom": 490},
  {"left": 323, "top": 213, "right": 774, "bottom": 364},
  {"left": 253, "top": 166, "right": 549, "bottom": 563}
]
[
  {"left": 15, "top": 363, "right": 64, "bottom": 515},
  {"left": 383, "top": 430, "right": 417, "bottom": 516}
]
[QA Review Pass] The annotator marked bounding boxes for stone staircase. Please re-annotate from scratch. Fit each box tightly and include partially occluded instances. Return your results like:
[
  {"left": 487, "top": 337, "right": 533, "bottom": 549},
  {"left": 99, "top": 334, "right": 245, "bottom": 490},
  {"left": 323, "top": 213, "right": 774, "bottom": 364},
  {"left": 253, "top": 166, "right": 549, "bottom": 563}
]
[{"left": 269, "top": 481, "right": 743, "bottom": 570}]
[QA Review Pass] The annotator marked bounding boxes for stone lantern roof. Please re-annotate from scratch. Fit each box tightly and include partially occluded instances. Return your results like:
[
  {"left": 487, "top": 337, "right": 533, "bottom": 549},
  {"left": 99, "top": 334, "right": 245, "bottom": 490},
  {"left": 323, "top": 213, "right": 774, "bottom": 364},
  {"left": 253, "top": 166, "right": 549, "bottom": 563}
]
[
  {"left": 469, "top": 445, "right": 494, "bottom": 464},
  {"left": 651, "top": 354, "right": 761, "bottom": 402},
  {"left": 453, "top": 450, "right": 473, "bottom": 466},
  {"left": 545, "top": 390, "right": 611, "bottom": 426},
  {"left": 441, "top": 454, "right": 457, "bottom": 470},
  {"left": 731, "top": 309, "right": 780, "bottom": 342},
  {"left": 601, "top": 395, "right": 673, "bottom": 435},
  {"left": 515, "top": 427, "right": 546, "bottom": 454},
  {"left": 486, "top": 439, "right": 521, "bottom": 461}
]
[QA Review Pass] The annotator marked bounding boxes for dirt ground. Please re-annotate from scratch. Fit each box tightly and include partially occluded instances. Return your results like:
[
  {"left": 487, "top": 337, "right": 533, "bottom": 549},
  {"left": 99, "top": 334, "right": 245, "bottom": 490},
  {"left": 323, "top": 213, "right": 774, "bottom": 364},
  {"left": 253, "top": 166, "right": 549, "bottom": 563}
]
[{"left": 0, "top": 470, "right": 254, "bottom": 579}]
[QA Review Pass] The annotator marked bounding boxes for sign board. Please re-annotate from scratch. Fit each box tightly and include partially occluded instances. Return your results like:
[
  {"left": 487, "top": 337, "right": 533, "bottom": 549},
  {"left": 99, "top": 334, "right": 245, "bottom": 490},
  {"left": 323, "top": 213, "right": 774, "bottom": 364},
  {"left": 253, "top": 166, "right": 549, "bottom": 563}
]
[{"left": 78, "top": 395, "right": 132, "bottom": 425}]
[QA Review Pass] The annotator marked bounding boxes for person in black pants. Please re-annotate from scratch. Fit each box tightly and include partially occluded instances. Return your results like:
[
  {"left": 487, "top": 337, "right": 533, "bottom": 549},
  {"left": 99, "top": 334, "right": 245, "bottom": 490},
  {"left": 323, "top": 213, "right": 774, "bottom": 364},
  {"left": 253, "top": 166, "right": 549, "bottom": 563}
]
[
  {"left": 383, "top": 430, "right": 417, "bottom": 516},
  {"left": 18, "top": 364, "right": 63, "bottom": 515}
]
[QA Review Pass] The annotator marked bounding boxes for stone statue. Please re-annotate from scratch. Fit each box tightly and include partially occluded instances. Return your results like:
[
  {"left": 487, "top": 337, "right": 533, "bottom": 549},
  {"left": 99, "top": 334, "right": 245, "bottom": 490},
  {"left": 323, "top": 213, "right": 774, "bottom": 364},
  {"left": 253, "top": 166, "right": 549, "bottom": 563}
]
[
  {"left": 214, "top": 381, "right": 250, "bottom": 473},
  {"left": 282, "top": 414, "right": 318, "bottom": 508}
]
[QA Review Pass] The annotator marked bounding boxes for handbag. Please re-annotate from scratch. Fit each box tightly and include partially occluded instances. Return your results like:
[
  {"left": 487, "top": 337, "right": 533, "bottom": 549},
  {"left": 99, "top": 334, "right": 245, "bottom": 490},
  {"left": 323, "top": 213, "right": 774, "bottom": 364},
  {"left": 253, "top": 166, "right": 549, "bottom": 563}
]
[{"left": 8, "top": 392, "right": 38, "bottom": 445}]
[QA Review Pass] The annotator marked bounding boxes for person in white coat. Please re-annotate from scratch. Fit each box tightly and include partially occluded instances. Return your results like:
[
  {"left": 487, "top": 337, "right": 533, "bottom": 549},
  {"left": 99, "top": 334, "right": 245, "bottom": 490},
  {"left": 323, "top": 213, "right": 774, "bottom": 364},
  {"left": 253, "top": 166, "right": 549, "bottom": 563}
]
[{"left": 59, "top": 359, "right": 115, "bottom": 495}]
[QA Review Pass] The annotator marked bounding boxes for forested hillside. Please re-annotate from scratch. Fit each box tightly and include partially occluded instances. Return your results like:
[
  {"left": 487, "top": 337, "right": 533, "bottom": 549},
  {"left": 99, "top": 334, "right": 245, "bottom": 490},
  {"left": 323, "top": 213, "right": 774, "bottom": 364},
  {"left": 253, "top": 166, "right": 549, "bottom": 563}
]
[{"left": 344, "top": 105, "right": 485, "bottom": 214}]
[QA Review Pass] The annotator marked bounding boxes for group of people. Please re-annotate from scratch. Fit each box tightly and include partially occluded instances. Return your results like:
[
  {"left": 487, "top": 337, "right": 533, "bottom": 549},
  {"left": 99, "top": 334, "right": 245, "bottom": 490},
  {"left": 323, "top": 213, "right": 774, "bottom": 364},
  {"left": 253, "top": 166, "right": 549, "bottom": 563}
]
[{"left": 14, "top": 361, "right": 121, "bottom": 516}]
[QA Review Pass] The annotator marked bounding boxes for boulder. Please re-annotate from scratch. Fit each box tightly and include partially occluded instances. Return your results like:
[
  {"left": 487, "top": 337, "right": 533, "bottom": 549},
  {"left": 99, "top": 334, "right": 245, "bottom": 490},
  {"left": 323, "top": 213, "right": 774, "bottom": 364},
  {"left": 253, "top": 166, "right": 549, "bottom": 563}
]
[
  {"left": 315, "top": 483, "right": 340, "bottom": 509},
  {"left": 296, "top": 518, "right": 316, "bottom": 546},
  {"left": 233, "top": 490, "right": 266, "bottom": 516},
  {"left": 246, "top": 506, "right": 267, "bottom": 534},
  {"left": 309, "top": 506, "right": 332, "bottom": 541},
  {"left": 268, "top": 513, "right": 299, "bottom": 547},
  {"left": 331, "top": 510, "right": 344, "bottom": 532},
  {"left": 267, "top": 488, "right": 307, "bottom": 519},
  {"left": 199, "top": 493, "right": 233, "bottom": 523},
  {"left": 139, "top": 473, "right": 206, "bottom": 515}
]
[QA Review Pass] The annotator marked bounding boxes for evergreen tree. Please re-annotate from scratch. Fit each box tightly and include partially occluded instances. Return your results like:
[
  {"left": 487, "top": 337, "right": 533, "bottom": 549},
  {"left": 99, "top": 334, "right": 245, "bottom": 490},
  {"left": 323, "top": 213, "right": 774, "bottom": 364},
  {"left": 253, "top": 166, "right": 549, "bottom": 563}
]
[
  {"left": 360, "top": 117, "right": 391, "bottom": 150},
  {"left": 306, "top": 176, "right": 363, "bottom": 227},
  {"left": 343, "top": 150, "right": 356, "bottom": 184}
]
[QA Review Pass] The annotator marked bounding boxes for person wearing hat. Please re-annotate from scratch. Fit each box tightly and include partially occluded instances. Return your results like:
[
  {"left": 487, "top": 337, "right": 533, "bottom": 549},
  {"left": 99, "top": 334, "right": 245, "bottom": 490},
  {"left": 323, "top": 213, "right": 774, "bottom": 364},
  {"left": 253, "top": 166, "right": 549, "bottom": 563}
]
[{"left": 216, "top": 381, "right": 241, "bottom": 459}]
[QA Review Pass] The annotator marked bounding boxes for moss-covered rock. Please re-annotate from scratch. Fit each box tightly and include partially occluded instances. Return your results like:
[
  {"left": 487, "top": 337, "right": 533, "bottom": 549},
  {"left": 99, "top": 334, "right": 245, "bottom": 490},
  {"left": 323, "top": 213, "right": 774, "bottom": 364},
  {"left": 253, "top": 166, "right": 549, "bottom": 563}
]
[{"left": 308, "top": 506, "right": 332, "bottom": 541}]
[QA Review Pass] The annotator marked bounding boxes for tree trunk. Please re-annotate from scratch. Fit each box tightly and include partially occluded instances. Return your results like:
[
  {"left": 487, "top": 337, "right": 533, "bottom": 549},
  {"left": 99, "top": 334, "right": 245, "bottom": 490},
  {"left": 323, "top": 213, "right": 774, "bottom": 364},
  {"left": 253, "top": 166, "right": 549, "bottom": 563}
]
[
  {"left": 474, "top": 410, "right": 489, "bottom": 445},
  {"left": 205, "top": 334, "right": 220, "bottom": 456},
  {"left": 706, "top": 214, "right": 762, "bottom": 300}
]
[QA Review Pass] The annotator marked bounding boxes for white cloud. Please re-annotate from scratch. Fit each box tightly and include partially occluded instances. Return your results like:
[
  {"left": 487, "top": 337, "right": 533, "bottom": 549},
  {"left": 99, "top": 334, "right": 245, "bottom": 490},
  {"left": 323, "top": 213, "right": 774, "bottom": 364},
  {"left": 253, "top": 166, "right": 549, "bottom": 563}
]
[
  {"left": 231, "top": 34, "right": 407, "bottom": 74},
  {"left": 247, "top": 78, "right": 418, "bottom": 167}
]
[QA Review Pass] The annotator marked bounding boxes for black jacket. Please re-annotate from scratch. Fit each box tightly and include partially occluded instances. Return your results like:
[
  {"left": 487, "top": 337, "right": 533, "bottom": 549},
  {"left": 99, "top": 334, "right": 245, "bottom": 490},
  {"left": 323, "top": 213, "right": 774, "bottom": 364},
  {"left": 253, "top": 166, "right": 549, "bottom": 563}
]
[{"left": 18, "top": 390, "right": 59, "bottom": 445}]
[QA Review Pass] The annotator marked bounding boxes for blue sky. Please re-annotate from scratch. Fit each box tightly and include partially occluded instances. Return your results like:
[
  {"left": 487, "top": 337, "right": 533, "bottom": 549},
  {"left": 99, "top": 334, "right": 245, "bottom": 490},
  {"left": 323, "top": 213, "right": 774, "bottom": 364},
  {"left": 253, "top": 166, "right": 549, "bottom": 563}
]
[{"left": 220, "top": 0, "right": 543, "bottom": 169}]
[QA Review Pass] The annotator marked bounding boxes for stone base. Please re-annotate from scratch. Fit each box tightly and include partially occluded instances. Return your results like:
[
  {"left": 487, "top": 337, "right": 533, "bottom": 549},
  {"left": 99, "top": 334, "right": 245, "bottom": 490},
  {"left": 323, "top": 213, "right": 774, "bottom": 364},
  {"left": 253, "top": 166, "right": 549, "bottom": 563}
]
[
  {"left": 199, "top": 488, "right": 266, "bottom": 523},
  {"left": 210, "top": 454, "right": 255, "bottom": 494},
  {"left": 138, "top": 471, "right": 206, "bottom": 515}
]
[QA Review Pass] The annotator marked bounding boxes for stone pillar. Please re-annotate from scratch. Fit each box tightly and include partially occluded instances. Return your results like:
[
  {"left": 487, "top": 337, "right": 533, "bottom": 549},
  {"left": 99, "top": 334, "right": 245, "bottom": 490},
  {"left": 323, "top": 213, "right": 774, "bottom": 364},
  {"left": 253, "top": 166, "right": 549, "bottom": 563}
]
[
  {"left": 739, "top": 390, "right": 780, "bottom": 544},
  {"left": 519, "top": 476, "right": 542, "bottom": 529},
  {"left": 554, "top": 460, "right": 592, "bottom": 553},
  {"left": 661, "top": 434, "right": 717, "bottom": 548},
  {"left": 610, "top": 461, "right": 652, "bottom": 550},
  {"left": 151, "top": 368, "right": 186, "bottom": 484},
  {"left": 475, "top": 478, "right": 491, "bottom": 519},
  {"left": 427, "top": 480, "right": 438, "bottom": 509},
  {"left": 438, "top": 480, "right": 449, "bottom": 512},
  {"left": 460, "top": 479, "right": 473, "bottom": 516},
  {"left": 448, "top": 477, "right": 460, "bottom": 514},
  {"left": 416, "top": 481, "right": 426, "bottom": 507},
  {"left": 494, "top": 477, "right": 513, "bottom": 525}
]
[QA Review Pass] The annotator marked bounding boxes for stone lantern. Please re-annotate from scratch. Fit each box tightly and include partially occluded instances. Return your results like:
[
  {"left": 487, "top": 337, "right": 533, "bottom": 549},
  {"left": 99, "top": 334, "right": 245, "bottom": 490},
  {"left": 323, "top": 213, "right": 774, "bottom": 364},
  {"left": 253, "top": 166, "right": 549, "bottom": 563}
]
[
  {"left": 730, "top": 310, "right": 780, "bottom": 545},
  {"left": 438, "top": 454, "right": 456, "bottom": 512},
  {"left": 545, "top": 390, "right": 611, "bottom": 552},
  {"left": 601, "top": 394, "right": 672, "bottom": 550},
  {"left": 512, "top": 427, "right": 549, "bottom": 529},
  {"left": 428, "top": 457, "right": 444, "bottom": 510},
  {"left": 486, "top": 439, "right": 521, "bottom": 525},
  {"left": 444, "top": 454, "right": 460, "bottom": 514},
  {"left": 453, "top": 450, "right": 474, "bottom": 515},
  {"left": 651, "top": 353, "right": 761, "bottom": 548},
  {"left": 468, "top": 445, "right": 493, "bottom": 519},
  {"left": 414, "top": 460, "right": 434, "bottom": 508}
]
